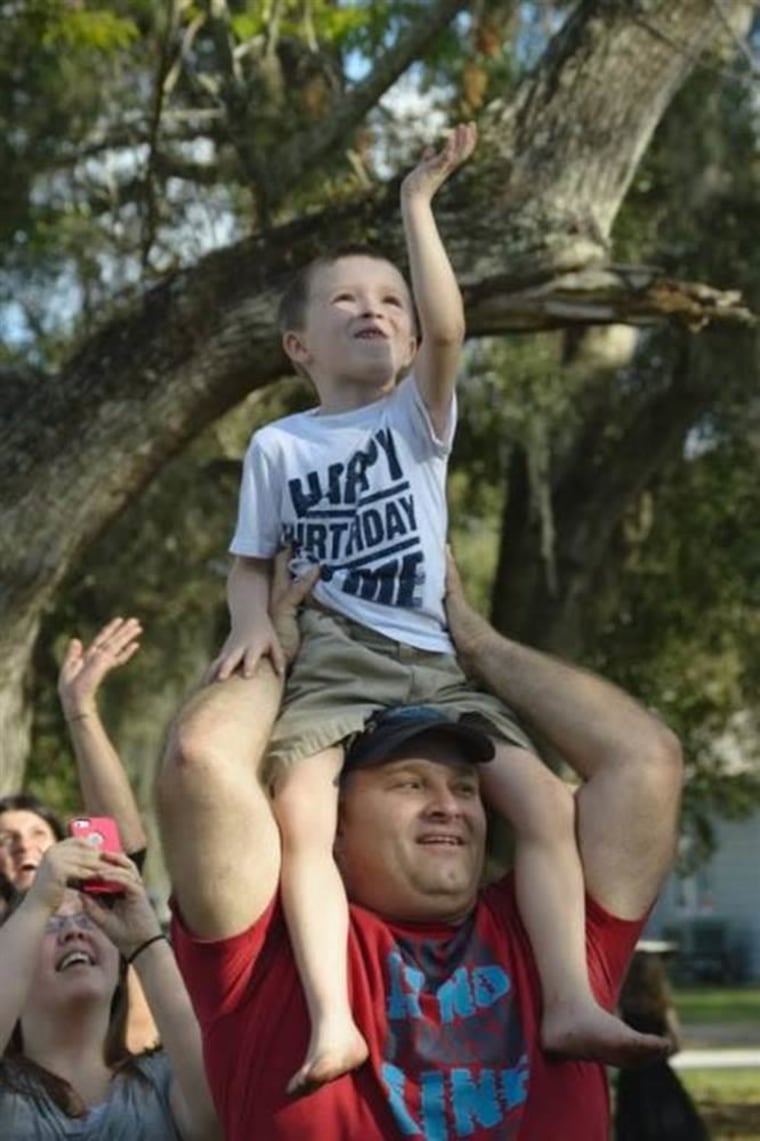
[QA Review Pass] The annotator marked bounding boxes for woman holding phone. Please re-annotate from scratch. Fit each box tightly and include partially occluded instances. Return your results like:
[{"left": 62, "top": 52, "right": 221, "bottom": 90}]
[
  {"left": 0, "top": 615, "right": 158, "bottom": 1052},
  {"left": 0, "top": 838, "right": 220, "bottom": 1140}
]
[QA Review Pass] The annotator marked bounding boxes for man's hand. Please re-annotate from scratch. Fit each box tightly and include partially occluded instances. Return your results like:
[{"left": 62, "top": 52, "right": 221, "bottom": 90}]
[
  {"left": 444, "top": 546, "right": 493, "bottom": 676},
  {"left": 210, "top": 618, "right": 286, "bottom": 681},
  {"left": 269, "top": 548, "right": 320, "bottom": 667},
  {"left": 401, "top": 122, "right": 477, "bottom": 204},
  {"left": 58, "top": 617, "right": 142, "bottom": 721}
]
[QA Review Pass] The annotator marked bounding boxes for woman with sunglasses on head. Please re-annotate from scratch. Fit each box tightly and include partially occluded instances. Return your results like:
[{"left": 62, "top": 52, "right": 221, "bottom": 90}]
[{"left": 0, "top": 838, "right": 220, "bottom": 1140}]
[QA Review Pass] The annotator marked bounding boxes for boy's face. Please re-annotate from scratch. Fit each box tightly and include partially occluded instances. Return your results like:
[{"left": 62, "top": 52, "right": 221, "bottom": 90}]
[{"left": 283, "top": 255, "right": 417, "bottom": 402}]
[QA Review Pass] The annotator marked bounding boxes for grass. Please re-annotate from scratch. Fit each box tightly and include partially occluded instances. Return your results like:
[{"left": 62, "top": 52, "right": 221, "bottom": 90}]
[
  {"left": 682, "top": 1069, "right": 760, "bottom": 1103},
  {"left": 673, "top": 985, "right": 760, "bottom": 1025},
  {"left": 612, "top": 1070, "right": 760, "bottom": 1141},
  {"left": 667, "top": 988, "right": 760, "bottom": 1139},
  {"left": 684, "top": 1071, "right": 760, "bottom": 1141}
]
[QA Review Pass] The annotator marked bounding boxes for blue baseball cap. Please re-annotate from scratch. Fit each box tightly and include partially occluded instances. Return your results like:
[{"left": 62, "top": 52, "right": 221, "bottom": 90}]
[{"left": 344, "top": 706, "right": 495, "bottom": 771}]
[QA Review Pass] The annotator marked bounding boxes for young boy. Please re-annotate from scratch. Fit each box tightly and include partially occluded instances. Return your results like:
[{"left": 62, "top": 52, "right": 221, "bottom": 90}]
[{"left": 213, "top": 124, "right": 662, "bottom": 1094}]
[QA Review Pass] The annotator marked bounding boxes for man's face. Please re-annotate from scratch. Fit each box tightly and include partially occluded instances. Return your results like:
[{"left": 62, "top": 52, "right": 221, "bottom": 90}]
[
  {"left": 0, "top": 809, "right": 57, "bottom": 890},
  {"left": 334, "top": 732, "right": 487, "bottom": 924},
  {"left": 284, "top": 256, "right": 417, "bottom": 398}
]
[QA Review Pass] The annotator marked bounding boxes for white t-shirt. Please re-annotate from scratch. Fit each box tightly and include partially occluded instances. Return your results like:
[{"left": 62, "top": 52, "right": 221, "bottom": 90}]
[{"left": 230, "top": 375, "right": 456, "bottom": 653}]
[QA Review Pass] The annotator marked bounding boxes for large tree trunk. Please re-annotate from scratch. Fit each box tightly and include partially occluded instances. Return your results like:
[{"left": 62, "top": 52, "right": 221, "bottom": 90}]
[{"left": 0, "top": 0, "right": 753, "bottom": 786}]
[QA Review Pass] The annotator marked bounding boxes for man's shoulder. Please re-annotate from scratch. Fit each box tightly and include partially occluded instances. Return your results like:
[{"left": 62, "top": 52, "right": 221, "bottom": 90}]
[{"left": 479, "top": 872, "right": 519, "bottom": 915}]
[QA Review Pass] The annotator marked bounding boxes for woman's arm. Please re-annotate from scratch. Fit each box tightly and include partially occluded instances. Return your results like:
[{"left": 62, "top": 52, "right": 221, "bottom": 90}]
[{"left": 58, "top": 617, "right": 147, "bottom": 856}]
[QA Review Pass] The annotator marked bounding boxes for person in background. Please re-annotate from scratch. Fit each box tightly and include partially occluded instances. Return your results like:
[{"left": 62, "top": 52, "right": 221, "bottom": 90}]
[
  {"left": 0, "top": 838, "right": 220, "bottom": 1140},
  {"left": 0, "top": 617, "right": 147, "bottom": 893},
  {"left": 0, "top": 873, "right": 14, "bottom": 921},
  {"left": 0, "top": 794, "right": 65, "bottom": 892},
  {"left": 57, "top": 615, "right": 148, "bottom": 861},
  {"left": 614, "top": 946, "right": 711, "bottom": 1140},
  {"left": 0, "top": 616, "right": 157, "bottom": 1052}
]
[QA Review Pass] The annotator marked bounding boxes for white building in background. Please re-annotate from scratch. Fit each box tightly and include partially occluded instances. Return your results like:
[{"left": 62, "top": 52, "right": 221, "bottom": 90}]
[
  {"left": 646, "top": 715, "right": 760, "bottom": 981},
  {"left": 649, "top": 813, "right": 760, "bottom": 982}
]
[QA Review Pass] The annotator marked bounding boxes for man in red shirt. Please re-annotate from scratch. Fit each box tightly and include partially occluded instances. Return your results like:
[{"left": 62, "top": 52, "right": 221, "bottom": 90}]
[{"left": 158, "top": 555, "right": 682, "bottom": 1140}]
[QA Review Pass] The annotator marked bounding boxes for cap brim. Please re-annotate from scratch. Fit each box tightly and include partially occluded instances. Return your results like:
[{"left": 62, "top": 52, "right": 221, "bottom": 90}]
[
  {"left": 346, "top": 719, "right": 495, "bottom": 771},
  {"left": 635, "top": 939, "right": 679, "bottom": 954}
]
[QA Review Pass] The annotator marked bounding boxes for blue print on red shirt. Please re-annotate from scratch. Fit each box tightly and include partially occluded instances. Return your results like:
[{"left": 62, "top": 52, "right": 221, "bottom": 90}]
[{"left": 379, "top": 923, "right": 529, "bottom": 1139}]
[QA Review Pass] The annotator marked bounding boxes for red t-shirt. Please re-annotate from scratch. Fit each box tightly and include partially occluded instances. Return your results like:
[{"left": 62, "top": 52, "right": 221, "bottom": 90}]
[{"left": 171, "top": 878, "right": 643, "bottom": 1140}]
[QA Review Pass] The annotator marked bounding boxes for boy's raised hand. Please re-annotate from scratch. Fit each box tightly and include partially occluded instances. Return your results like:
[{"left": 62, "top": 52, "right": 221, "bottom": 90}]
[{"left": 401, "top": 121, "right": 477, "bottom": 203}]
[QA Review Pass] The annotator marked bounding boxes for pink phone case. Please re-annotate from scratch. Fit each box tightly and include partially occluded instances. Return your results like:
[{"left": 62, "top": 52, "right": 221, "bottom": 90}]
[{"left": 68, "top": 816, "right": 124, "bottom": 894}]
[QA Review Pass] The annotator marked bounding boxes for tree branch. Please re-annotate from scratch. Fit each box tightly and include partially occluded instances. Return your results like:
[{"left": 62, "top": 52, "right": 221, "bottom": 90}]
[
  {"left": 464, "top": 266, "right": 757, "bottom": 333},
  {"left": 263, "top": 0, "right": 471, "bottom": 198},
  {"left": 1, "top": 0, "right": 755, "bottom": 782}
]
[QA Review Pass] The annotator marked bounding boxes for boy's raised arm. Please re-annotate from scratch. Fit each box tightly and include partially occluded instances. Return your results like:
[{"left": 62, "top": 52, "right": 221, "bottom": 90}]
[{"left": 400, "top": 122, "right": 477, "bottom": 436}]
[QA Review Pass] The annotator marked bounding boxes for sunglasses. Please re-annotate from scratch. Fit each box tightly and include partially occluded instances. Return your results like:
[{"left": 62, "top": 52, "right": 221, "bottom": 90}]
[{"left": 45, "top": 912, "right": 97, "bottom": 935}]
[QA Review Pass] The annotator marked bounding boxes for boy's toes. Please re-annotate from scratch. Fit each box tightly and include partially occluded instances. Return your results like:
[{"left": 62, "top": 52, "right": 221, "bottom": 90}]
[
  {"left": 286, "top": 1029, "right": 369, "bottom": 1096},
  {"left": 542, "top": 1001, "right": 669, "bottom": 1068}
]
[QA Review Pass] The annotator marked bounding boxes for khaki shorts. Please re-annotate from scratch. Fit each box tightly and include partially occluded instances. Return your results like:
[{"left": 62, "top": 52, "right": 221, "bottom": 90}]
[{"left": 266, "top": 606, "right": 534, "bottom": 776}]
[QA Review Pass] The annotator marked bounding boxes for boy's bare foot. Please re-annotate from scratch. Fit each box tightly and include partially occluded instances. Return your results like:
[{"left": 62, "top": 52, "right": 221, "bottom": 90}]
[
  {"left": 286, "top": 1021, "right": 369, "bottom": 1096},
  {"left": 541, "top": 998, "right": 670, "bottom": 1067}
]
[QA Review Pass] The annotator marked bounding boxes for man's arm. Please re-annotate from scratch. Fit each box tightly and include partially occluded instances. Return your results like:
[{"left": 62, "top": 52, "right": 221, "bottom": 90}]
[
  {"left": 445, "top": 552, "right": 683, "bottom": 919},
  {"left": 401, "top": 122, "right": 476, "bottom": 437},
  {"left": 155, "top": 554, "right": 317, "bottom": 940},
  {"left": 58, "top": 618, "right": 148, "bottom": 856}
]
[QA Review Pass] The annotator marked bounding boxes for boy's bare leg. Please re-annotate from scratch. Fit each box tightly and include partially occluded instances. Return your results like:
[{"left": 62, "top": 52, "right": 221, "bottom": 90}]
[
  {"left": 484, "top": 743, "right": 668, "bottom": 1066},
  {"left": 273, "top": 746, "right": 368, "bottom": 1094}
]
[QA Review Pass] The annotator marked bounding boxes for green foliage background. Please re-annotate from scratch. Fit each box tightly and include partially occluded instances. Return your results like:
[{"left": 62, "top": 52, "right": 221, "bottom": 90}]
[{"left": 2, "top": 0, "right": 757, "bottom": 866}]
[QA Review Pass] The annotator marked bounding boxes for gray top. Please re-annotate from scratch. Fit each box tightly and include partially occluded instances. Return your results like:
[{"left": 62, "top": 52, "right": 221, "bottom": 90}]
[{"left": 0, "top": 1051, "right": 183, "bottom": 1140}]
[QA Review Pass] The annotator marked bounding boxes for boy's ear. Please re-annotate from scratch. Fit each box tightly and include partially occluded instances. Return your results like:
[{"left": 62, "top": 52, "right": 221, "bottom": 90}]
[
  {"left": 282, "top": 329, "right": 310, "bottom": 367},
  {"left": 403, "top": 335, "right": 418, "bottom": 369}
]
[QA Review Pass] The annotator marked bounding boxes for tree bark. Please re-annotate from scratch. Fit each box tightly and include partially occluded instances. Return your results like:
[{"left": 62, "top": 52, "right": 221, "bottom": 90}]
[{"left": 0, "top": 0, "right": 752, "bottom": 787}]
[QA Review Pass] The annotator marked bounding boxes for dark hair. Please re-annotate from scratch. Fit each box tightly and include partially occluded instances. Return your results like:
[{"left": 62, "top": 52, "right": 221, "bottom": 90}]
[
  {"left": 619, "top": 950, "right": 671, "bottom": 1022},
  {"left": 277, "top": 243, "right": 406, "bottom": 333},
  {"left": 0, "top": 795, "right": 66, "bottom": 842},
  {"left": 0, "top": 873, "right": 15, "bottom": 906},
  {"left": 0, "top": 894, "right": 145, "bottom": 1116}
]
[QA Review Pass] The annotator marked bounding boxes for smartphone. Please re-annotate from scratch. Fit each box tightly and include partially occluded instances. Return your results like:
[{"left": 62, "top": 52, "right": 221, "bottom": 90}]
[{"left": 68, "top": 816, "right": 124, "bottom": 895}]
